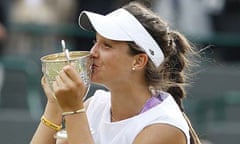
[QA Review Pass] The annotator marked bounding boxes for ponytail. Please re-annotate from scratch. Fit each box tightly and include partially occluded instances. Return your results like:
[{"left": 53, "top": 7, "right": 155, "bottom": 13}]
[
  {"left": 183, "top": 113, "right": 202, "bottom": 144},
  {"left": 167, "top": 31, "right": 202, "bottom": 144}
]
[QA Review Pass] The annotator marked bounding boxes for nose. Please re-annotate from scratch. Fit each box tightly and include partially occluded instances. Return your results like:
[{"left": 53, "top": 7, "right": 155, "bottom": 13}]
[{"left": 90, "top": 43, "right": 98, "bottom": 58}]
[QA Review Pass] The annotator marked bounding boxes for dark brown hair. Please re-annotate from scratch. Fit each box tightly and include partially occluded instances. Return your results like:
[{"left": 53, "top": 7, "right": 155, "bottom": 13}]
[{"left": 123, "top": 1, "right": 201, "bottom": 144}]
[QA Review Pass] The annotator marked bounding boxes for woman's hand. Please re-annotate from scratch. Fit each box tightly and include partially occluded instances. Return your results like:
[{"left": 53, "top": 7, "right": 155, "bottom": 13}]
[
  {"left": 41, "top": 77, "right": 58, "bottom": 103},
  {"left": 31, "top": 77, "right": 63, "bottom": 144},
  {"left": 53, "top": 65, "right": 87, "bottom": 112}
]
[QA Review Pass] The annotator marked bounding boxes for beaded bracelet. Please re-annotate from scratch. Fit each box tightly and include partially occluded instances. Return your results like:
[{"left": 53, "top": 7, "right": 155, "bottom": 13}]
[{"left": 41, "top": 116, "right": 62, "bottom": 131}]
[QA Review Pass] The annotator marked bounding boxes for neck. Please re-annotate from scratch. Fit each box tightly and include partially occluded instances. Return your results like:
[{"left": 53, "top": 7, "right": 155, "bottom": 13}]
[{"left": 109, "top": 84, "right": 151, "bottom": 122}]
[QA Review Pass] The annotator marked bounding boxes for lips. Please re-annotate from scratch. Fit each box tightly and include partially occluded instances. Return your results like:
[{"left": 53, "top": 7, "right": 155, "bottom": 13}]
[{"left": 91, "top": 63, "right": 99, "bottom": 72}]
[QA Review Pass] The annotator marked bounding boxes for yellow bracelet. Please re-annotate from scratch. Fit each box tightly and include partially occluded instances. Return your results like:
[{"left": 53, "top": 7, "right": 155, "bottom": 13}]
[
  {"left": 62, "top": 108, "right": 86, "bottom": 117},
  {"left": 41, "top": 116, "right": 62, "bottom": 131}
]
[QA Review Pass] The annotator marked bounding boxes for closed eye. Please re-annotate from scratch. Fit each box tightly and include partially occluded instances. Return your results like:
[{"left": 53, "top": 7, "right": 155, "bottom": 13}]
[{"left": 103, "top": 42, "right": 112, "bottom": 48}]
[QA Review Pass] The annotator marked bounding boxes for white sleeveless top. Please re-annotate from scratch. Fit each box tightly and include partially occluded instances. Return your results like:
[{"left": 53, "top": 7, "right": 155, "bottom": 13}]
[{"left": 86, "top": 90, "right": 190, "bottom": 144}]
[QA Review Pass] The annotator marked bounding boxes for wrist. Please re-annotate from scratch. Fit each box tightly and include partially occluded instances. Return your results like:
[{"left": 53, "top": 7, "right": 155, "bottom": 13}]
[
  {"left": 41, "top": 115, "right": 62, "bottom": 131},
  {"left": 62, "top": 108, "right": 85, "bottom": 117},
  {"left": 43, "top": 102, "right": 62, "bottom": 125},
  {"left": 61, "top": 103, "right": 84, "bottom": 113}
]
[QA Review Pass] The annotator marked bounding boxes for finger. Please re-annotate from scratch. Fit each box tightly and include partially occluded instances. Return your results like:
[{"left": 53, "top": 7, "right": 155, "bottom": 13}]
[
  {"left": 41, "top": 76, "right": 56, "bottom": 100},
  {"left": 41, "top": 76, "right": 47, "bottom": 86},
  {"left": 62, "top": 65, "right": 82, "bottom": 82},
  {"left": 58, "top": 69, "right": 74, "bottom": 87},
  {"left": 41, "top": 77, "right": 51, "bottom": 92},
  {"left": 52, "top": 80, "right": 59, "bottom": 94},
  {"left": 55, "top": 75, "right": 65, "bottom": 89}
]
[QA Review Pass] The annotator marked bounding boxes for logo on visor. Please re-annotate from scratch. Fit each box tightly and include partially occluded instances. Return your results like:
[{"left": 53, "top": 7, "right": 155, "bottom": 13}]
[{"left": 149, "top": 49, "right": 154, "bottom": 56}]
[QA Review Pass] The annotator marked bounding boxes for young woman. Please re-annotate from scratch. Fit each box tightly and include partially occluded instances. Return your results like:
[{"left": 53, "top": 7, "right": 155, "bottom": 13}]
[{"left": 31, "top": 1, "right": 201, "bottom": 144}]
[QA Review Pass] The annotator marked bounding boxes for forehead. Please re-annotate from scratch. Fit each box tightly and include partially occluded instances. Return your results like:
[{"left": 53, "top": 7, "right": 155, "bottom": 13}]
[{"left": 96, "top": 33, "right": 129, "bottom": 44}]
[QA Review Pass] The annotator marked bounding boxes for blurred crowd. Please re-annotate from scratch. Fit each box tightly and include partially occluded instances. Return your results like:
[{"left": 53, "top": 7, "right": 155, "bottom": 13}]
[
  {"left": 0, "top": 0, "right": 152, "bottom": 56},
  {"left": 0, "top": 0, "right": 240, "bottom": 54}
]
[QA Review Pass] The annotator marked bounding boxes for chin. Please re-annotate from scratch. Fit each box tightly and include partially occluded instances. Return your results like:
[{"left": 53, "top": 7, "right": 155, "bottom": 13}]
[{"left": 90, "top": 74, "right": 99, "bottom": 83}]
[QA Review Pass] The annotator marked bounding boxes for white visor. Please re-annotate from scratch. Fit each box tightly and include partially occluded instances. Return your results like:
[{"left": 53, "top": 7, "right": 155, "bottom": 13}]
[{"left": 79, "top": 8, "right": 164, "bottom": 67}]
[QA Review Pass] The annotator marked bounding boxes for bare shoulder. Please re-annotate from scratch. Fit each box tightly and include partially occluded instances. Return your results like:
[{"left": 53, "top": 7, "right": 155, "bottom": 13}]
[{"left": 133, "top": 123, "right": 187, "bottom": 144}]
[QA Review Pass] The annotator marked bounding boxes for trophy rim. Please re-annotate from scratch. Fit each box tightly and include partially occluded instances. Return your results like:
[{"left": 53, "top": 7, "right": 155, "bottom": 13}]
[{"left": 40, "top": 51, "right": 91, "bottom": 63}]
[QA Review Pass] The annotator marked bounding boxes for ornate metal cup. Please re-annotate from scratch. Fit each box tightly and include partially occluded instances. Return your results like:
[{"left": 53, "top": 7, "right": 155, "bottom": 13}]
[{"left": 41, "top": 51, "right": 92, "bottom": 89}]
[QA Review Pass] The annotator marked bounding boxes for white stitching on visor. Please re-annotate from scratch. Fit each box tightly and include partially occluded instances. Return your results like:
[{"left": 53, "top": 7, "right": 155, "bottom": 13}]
[{"left": 79, "top": 8, "right": 164, "bottom": 67}]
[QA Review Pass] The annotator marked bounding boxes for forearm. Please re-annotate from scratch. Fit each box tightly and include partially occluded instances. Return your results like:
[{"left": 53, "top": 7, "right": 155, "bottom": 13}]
[
  {"left": 65, "top": 112, "right": 94, "bottom": 144},
  {"left": 31, "top": 102, "right": 62, "bottom": 144}
]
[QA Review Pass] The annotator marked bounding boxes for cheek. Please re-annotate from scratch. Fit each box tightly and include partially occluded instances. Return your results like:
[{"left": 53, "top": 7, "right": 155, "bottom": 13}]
[
  {"left": 100, "top": 48, "right": 133, "bottom": 74},
  {"left": 105, "top": 54, "right": 120, "bottom": 70},
  {"left": 107, "top": 54, "right": 132, "bottom": 74},
  {"left": 100, "top": 53, "right": 120, "bottom": 73}
]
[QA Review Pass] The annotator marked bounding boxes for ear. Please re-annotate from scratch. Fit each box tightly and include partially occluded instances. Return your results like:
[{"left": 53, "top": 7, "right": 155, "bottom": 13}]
[{"left": 132, "top": 53, "right": 148, "bottom": 70}]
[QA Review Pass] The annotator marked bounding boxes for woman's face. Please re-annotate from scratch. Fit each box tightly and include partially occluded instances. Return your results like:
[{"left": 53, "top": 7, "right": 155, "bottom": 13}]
[{"left": 90, "top": 34, "right": 135, "bottom": 86}]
